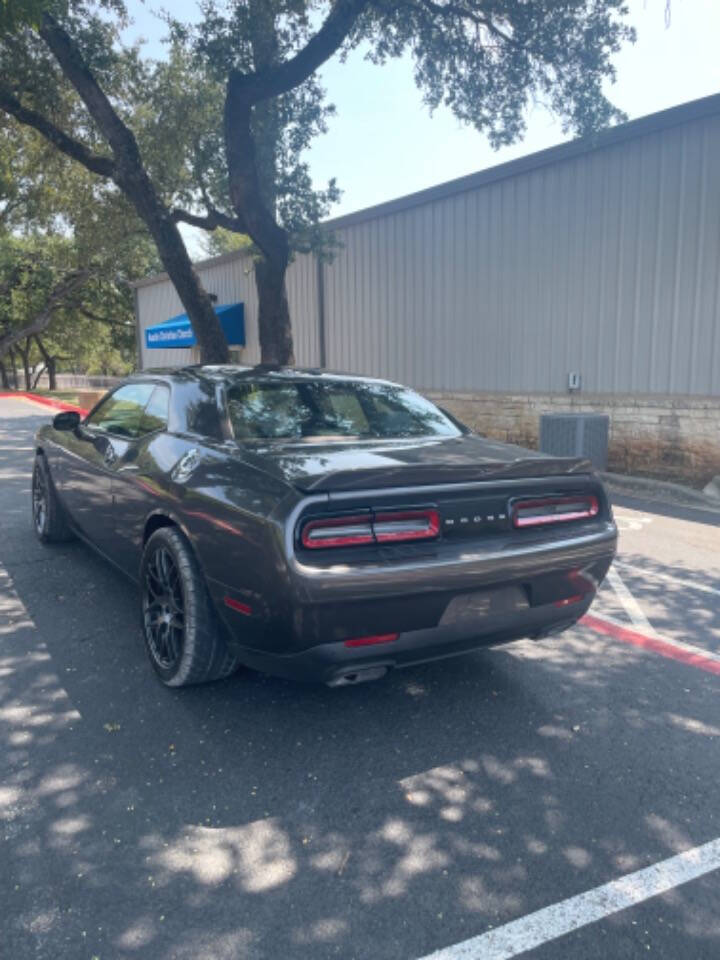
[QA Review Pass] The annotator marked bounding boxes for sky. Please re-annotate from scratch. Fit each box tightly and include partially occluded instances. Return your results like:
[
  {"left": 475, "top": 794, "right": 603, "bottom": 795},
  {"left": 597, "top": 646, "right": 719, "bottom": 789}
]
[{"left": 123, "top": 0, "right": 720, "bottom": 248}]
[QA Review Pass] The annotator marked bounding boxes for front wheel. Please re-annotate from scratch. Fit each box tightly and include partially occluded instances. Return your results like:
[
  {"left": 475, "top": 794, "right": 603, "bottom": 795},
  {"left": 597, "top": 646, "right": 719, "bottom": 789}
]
[
  {"left": 140, "top": 526, "right": 240, "bottom": 687},
  {"left": 32, "top": 455, "right": 75, "bottom": 543}
]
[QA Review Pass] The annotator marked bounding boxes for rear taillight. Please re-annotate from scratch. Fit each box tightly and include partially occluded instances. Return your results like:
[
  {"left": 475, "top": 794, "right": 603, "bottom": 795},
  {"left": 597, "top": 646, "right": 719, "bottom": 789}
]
[
  {"left": 301, "top": 514, "right": 374, "bottom": 549},
  {"left": 300, "top": 508, "right": 440, "bottom": 550},
  {"left": 512, "top": 495, "right": 599, "bottom": 529},
  {"left": 373, "top": 509, "right": 440, "bottom": 543}
]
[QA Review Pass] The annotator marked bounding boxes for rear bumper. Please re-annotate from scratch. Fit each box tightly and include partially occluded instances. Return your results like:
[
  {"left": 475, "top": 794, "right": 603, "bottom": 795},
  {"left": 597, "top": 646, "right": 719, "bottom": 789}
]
[
  {"left": 235, "top": 593, "right": 594, "bottom": 685},
  {"left": 216, "top": 520, "right": 617, "bottom": 678}
]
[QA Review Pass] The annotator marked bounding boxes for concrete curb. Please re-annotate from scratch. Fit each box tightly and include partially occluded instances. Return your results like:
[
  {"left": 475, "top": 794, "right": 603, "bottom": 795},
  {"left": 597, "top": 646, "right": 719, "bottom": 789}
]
[
  {"left": 601, "top": 470, "right": 720, "bottom": 514},
  {"left": 0, "top": 391, "right": 89, "bottom": 417}
]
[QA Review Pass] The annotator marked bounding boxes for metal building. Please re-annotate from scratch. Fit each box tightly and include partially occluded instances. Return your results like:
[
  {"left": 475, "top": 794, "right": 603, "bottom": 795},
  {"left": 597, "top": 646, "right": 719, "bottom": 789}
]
[{"left": 134, "top": 92, "right": 720, "bottom": 398}]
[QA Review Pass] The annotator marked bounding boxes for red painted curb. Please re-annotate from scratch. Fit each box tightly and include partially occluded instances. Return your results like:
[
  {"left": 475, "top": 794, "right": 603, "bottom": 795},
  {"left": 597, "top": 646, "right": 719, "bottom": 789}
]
[
  {"left": 0, "top": 391, "right": 89, "bottom": 417},
  {"left": 581, "top": 613, "right": 720, "bottom": 676}
]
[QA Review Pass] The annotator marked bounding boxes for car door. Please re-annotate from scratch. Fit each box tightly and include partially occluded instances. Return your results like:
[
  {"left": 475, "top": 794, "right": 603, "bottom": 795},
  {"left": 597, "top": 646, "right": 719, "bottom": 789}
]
[
  {"left": 108, "top": 383, "right": 172, "bottom": 574},
  {"left": 58, "top": 383, "right": 156, "bottom": 553}
]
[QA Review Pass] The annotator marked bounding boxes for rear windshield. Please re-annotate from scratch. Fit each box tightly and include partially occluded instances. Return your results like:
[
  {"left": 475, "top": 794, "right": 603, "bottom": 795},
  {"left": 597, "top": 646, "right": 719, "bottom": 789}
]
[{"left": 226, "top": 380, "right": 461, "bottom": 441}]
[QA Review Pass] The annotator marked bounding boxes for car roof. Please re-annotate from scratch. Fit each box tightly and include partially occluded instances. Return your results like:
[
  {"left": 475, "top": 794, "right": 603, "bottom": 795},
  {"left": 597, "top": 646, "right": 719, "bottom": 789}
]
[{"left": 137, "top": 365, "right": 403, "bottom": 390}]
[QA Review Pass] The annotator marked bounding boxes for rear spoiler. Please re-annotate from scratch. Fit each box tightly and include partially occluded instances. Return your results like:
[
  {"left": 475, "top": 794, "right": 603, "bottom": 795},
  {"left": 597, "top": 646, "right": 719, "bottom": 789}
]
[{"left": 293, "top": 457, "right": 594, "bottom": 493}]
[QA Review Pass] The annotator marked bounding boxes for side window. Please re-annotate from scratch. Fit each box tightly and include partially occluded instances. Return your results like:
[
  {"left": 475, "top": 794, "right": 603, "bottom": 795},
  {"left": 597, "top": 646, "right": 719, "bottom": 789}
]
[
  {"left": 139, "top": 385, "right": 170, "bottom": 435},
  {"left": 86, "top": 383, "right": 155, "bottom": 438}
]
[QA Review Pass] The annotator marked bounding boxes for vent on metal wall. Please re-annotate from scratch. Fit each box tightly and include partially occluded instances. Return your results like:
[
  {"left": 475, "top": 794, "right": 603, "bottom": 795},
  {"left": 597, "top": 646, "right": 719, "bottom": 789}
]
[{"left": 539, "top": 414, "right": 609, "bottom": 470}]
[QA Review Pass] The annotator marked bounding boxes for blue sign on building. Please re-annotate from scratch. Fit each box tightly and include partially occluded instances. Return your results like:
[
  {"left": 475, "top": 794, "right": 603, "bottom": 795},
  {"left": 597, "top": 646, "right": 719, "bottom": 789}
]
[{"left": 146, "top": 302, "right": 245, "bottom": 349}]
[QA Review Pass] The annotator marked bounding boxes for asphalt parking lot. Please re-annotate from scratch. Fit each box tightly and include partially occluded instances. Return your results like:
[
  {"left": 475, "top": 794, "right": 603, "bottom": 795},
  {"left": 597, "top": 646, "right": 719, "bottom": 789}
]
[{"left": 1, "top": 396, "right": 719, "bottom": 960}]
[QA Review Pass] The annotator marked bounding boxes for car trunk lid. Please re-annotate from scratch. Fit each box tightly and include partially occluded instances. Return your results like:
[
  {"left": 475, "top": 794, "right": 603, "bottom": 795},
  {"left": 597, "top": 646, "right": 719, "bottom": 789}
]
[{"left": 238, "top": 434, "right": 592, "bottom": 492}]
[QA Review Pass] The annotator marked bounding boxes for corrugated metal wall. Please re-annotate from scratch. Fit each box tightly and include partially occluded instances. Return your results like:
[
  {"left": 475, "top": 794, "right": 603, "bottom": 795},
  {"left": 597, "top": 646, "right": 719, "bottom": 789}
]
[
  {"left": 138, "top": 252, "right": 319, "bottom": 370},
  {"left": 137, "top": 104, "right": 720, "bottom": 397}
]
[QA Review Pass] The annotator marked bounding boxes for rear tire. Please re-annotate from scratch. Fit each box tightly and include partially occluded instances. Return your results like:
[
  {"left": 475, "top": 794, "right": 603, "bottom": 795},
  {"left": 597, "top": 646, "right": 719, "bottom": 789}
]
[
  {"left": 140, "top": 526, "right": 240, "bottom": 687},
  {"left": 32, "top": 455, "right": 75, "bottom": 543}
]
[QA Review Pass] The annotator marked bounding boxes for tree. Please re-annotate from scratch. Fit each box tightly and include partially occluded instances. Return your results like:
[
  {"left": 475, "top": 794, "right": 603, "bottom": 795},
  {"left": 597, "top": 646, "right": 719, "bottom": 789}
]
[
  {"left": 0, "top": 227, "right": 145, "bottom": 386},
  {"left": 0, "top": 109, "right": 159, "bottom": 385},
  {"left": 1, "top": 0, "right": 634, "bottom": 364},
  {"left": 0, "top": 234, "right": 84, "bottom": 387}
]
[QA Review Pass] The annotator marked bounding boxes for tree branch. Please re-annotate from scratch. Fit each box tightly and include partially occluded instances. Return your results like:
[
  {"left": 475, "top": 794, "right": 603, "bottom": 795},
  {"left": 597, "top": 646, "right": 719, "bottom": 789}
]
[
  {"left": 232, "top": 0, "right": 370, "bottom": 104},
  {"left": 170, "top": 206, "right": 247, "bottom": 233},
  {"left": 416, "top": 0, "right": 516, "bottom": 44},
  {"left": 39, "top": 14, "right": 143, "bottom": 177},
  {"left": 0, "top": 269, "right": 89, "bottom": 355},
  {"left": 78, "top": 306, "right": 133, "bottom": 327},
  {"left": 0, "top": 86, "right": 116, "bottom": 178}
]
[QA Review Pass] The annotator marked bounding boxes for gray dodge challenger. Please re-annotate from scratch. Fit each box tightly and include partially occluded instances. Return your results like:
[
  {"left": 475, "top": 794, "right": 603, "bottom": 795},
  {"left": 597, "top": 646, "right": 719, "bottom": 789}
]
[{"left": 32, "top": 366, "right": 617, "bottom": 687}]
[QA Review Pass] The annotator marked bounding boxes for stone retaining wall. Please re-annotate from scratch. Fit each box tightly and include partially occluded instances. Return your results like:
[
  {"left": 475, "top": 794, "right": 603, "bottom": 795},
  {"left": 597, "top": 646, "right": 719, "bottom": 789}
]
[{"left": 426, "top": 391, "right": 720, "bottom": 487}]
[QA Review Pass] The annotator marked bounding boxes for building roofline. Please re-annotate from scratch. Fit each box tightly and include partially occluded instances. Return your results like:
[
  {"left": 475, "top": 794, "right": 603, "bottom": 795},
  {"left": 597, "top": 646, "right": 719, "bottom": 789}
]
[
  {"left": 131, "top": 248, "right": 250, "bottom": 290},
  {"left": 131, "top": 91, "right": 720, "bottom": 291}
]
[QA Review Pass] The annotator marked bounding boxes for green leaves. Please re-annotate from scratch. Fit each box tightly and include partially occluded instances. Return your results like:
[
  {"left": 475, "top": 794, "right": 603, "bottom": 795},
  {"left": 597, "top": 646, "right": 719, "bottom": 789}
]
[
  {"left": 0, "top": 226, "right": 144, "bottom": 375},
  {"left": 360, "top": 0, "right": 634, "bottom": 145},
  {"left": 0, "top": 0, "right": 61, "bottom": 33}
]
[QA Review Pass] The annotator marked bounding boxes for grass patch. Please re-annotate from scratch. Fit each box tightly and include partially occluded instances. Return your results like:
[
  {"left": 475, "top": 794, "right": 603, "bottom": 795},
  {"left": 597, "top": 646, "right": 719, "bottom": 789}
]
[{"left": 33, "top": 389, "right": 85, "bottom": 406}]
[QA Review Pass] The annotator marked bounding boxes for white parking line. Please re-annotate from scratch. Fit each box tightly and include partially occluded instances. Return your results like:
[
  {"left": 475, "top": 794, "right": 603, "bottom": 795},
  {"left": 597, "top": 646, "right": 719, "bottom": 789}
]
[
  {"left": 612, "top": 512, "right": 654, "bottom": 532},
  {"left": 607, "top": 566, "right": 655, "bottom": 634},
  {"left": 615, "top": 561, "right": 720, "bottom": 599},
  {"left": 417, "top": 837, "right": 720, "bottom": 960}
]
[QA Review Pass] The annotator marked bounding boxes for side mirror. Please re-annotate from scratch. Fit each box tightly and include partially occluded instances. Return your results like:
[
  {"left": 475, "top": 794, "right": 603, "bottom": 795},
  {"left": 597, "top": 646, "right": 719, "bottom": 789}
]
[{"left": 52, "top": 410, "right": 81, "bottom": 431}]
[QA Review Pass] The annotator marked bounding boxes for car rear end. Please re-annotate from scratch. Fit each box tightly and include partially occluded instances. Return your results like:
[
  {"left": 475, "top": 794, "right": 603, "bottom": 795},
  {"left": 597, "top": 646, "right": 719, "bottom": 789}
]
[{"left": 244, "top": 468, "right": 617, "bottom": 685}]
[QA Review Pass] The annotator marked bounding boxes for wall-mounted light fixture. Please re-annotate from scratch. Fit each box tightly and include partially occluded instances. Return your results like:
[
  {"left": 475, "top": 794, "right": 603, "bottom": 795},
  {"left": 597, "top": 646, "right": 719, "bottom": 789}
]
[{"left": 567, "top": 371, "right": 581, "bottom": 392}]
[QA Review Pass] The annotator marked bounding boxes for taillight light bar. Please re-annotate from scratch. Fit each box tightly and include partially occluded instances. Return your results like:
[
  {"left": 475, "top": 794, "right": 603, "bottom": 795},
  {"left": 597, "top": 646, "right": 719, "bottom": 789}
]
[
  {"left": 373, "top": 509, "right": 441, "bottom": 543},
  {"left": 301, "top": 514, "right": 374, "bottom": 549},
  {"left": 512, "top": 495, "right": 599, "bottom": 529},
  {"left": 301, "top": 508, "right": 440, "bottom": 549}
]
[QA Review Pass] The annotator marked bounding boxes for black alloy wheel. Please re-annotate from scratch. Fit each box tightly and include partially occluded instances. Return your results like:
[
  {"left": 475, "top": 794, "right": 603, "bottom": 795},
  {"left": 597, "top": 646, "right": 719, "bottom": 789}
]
[
  {"left": 31, "top": 455, "right": 74, "bottom": 543},
  {"left": 139, "top": 526, "right": 240, "bottom": 686},
  {"left": 32, "top": 462, "right": 47, "bottom": 537},
  {"left": 143, "top": 545, "right": 185, "bottom": 671}
]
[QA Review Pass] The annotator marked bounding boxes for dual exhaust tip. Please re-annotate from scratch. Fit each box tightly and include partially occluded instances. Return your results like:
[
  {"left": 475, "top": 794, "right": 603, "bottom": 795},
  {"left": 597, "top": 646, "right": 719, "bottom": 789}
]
[
  {"left": 328, "top": 616, "right": 581, "bottom": 685},
  {"left": 327, "top": 666, "right": 388, "bottom": 687}
]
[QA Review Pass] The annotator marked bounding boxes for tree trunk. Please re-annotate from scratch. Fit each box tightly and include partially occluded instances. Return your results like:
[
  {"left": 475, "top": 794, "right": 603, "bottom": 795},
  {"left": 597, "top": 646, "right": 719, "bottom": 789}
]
[
  {"left": 141, "top": 209, "right": 229, "bottom": 364},
  {"left": 116, "top": 170, "right": 230, "bottom": 363},
  {"left": 0, "top": 356, "right": 9, "bottom": 389},
  {"left": 225, "top": 82, "right": 295, "bottom": 366},
  {"left": 8, "top": 347, "right": 18, "bottom": 388},
  {"left": 16, "top": 339, "right": 32, "bottom": 390},
  {"left": 32, "top": 363, "right": 47, "bottom": 389},
  {"left": 254, "top": 253, "right": 294, "bottom": 366},
  {"left": 35, "top": 335, "right": 57, "bottom": 389}
]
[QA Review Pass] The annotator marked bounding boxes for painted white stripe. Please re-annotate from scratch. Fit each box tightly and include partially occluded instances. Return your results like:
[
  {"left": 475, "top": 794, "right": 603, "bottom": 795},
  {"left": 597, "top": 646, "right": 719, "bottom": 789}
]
[
  {"left": 418, "top": 837, "right": 720, "bottom": 960},
  {"left": 586, "top": 612, "right": 720, "bottom": 666},
  {"left": 607, "top": 566, "right": 654, "bottom": 633},
  {"left": 616, "top": 561, "right": 720, "bottom": 600}
]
